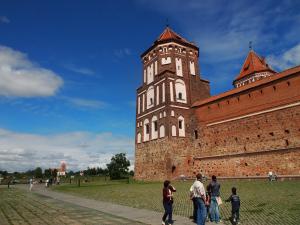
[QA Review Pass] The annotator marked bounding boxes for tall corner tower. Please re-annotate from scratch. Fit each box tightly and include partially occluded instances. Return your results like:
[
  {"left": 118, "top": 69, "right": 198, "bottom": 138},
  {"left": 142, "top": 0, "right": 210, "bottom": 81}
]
[{"left": 134, "top": 27, "right": 210, "bottom": 180}]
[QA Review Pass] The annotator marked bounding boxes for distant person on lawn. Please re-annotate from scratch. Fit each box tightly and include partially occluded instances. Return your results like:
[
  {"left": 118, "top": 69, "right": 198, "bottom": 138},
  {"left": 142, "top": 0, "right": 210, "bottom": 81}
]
[
  {"left": 191, "top": 173, "right": 207, "bottom": 225},
  {"left": 207, "top": 175, "right": 221, "bottom": 223},
  {"left": 225, "top": 187, "right": 240, "bottom": 224},
  {"left": 29, "top": 178, "right": 34, "bottom": 191},
  {"left": 162, "top": 180, "right": 176, "bottom": 225}
]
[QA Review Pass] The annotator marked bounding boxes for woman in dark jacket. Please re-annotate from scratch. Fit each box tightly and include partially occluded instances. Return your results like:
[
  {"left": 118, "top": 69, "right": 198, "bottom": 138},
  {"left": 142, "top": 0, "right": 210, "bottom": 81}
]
[{"left": 162, "top": 180, "right": 176, "bottom": 225}]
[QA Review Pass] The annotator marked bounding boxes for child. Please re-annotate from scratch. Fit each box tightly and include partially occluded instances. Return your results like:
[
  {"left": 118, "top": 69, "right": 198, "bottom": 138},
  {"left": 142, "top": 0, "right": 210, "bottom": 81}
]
[
  {"left": 205, "top": 187, "right": 211, "bottom": 222},
  {"left": 225, "top": 187, "right": 240, "bottom": 224}
]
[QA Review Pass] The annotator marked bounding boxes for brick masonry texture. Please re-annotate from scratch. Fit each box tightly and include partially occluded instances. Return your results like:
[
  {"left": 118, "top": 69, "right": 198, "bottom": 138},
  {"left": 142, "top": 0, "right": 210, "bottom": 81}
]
[{"left": 134, "top": 29, "right": 300, "bottom": 181}]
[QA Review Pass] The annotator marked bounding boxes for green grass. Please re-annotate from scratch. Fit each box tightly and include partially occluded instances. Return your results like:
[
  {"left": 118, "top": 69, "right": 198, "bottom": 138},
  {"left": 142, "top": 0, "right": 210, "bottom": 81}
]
[
  {"left": 53, "top": 178, "right": 300, "bottom": 225},
  {"left": 0, "top": 187, "right": 145, "bottom": 225}
]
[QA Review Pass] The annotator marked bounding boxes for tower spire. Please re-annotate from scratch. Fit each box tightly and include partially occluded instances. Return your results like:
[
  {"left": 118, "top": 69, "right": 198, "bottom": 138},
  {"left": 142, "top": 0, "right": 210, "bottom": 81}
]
[
  {"left": 166, "top": 18, "right": 169, "bottom": 28},
  {"left": 249, "top": 41, "right": 253, "bottom": 51}
]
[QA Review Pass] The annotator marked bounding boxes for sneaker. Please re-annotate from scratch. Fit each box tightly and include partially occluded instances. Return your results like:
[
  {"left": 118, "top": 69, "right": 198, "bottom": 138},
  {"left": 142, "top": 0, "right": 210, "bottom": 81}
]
[{"left": 162, "top": 221, "right": 165, "bottom": 225}]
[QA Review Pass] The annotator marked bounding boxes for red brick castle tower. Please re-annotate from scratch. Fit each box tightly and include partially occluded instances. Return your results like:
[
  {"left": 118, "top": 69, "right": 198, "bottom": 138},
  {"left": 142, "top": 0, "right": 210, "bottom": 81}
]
[{"left": 134, "top": 27, "right": 210, "bottom": 180}]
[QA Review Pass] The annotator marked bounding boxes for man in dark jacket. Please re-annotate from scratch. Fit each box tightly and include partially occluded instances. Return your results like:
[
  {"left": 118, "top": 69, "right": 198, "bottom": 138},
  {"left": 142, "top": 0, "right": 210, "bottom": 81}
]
[{"left": 207, "top": 175, "right": 221, "bottom": 223}]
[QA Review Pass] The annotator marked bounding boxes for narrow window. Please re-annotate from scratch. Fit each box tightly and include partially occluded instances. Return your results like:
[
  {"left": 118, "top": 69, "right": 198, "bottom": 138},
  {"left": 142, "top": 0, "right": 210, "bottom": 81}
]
[
  {"left": 179, "top": 120, "right": 183, "bottom": 129},
  {"left": 287, "top": 81, "right": 290, "bottom": 86},
  {"left": 273, "top": 86, "right": 276, "bottom": 91},
  {"left": 178, "top": 92, "right": 182, "bottom": 100},
  {"left": 154, "top": 121, "right": 158, "bottom": 131},
  {"left": 146, "top": 124, "right": 150, "bottom": 134},
  {"left": 194, "top": 130, "right": 198, "bottom": 139},
  {"left": 285, "top": 139, "right": 289, "bottom": 146},
  {"left": 150, "top": 98, "right": 153, "bottom": 105}
]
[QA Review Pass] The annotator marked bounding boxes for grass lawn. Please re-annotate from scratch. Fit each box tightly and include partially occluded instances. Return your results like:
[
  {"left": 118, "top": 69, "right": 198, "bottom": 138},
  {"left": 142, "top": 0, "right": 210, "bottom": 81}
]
[
  {"left": 0, "top": 186, "right": 144, "bottom": 225},
  {"left": 53, "top": 178, "right": 300, "bottom": 225}
]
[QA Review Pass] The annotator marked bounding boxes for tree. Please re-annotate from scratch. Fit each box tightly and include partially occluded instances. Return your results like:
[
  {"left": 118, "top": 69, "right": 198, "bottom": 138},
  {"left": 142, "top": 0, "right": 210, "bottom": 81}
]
[
  {"left": 44, "top": 169, "right": 52, "bottom": 178},
  {"left": 34, "top": 167, "right": 43, "bottom": 178},
  {"left": 106, "top": 153, "right": 130, "bottom": 180}
]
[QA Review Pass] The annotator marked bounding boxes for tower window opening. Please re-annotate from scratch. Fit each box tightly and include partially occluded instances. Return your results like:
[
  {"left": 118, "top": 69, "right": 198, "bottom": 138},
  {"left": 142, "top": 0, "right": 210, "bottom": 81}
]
[
  {"left": 179, "top": 120, "right": 183, "bottom": 129},
  {"left": 154, "top": 121, "right": 158, "bottom": 131},
  {"left": 194, "top": 130, "right": 198, "bottom": 139},
  {"left": 178, "top": 92, "right": 183, "bottom": 100}
]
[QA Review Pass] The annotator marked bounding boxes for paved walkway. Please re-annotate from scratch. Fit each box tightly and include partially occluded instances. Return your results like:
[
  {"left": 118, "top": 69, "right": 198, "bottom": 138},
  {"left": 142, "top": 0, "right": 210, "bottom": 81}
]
[{"left": 17, "top": 184, "right": 224, "bottom": 225}]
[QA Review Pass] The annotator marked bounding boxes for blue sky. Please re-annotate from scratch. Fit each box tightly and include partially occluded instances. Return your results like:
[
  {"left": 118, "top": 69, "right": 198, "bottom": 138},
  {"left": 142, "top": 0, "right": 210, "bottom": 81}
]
[{"left": 0, "top": 0, "right": 300, "bottom": 171}]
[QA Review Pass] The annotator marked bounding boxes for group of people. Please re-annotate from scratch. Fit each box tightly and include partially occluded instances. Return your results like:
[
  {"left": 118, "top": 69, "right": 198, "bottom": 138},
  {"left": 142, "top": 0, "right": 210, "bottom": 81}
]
[{"left": 161, "top": 174, "right": 240, "bottom": 225}]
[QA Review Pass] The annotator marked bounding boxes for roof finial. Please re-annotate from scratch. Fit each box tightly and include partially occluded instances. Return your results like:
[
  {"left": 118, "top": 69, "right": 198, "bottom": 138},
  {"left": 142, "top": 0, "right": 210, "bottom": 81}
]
[
  {"left": 166, "top": 18, "right": 169, "bottom": 28},
  {"left": 249, "top": 41, "right": 253, "bottom": 51}
]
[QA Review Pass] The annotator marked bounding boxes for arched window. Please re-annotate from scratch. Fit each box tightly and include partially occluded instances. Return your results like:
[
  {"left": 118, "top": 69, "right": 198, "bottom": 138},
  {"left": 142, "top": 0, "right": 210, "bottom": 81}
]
[
  {"left": 172, "top": 125, "right": 177, "bottom": 136},
  {"left": 147, "top": 86, "right": 154, "bottom": 109},
  {"left": 137, "top": 133, "right": 141, "bottom": 143},
  {"left": 151, "top": 116, "right": 158, "bottom": 139},
  {"left": 147, "top": 63, "right": 154, "bottom": 84},
  {"left": 175, "top": 79, "right": 187, "bottom": 103},
  {"left": 178, "top": 116, "right": 185, "bottom": 137},
  {"left": 159, "top": 125, "right": 165, "bottom": 138},
  {"left": 143, "top": 119, "right": 150, "bottom": 142}
]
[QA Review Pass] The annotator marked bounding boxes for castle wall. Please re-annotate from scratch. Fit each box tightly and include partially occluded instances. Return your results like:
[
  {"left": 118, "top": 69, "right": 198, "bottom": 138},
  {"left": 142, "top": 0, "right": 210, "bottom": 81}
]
[
  {"left": 194, "top": 72, "right": 300, "bottom": 124},
  {"left": 135, "top": 137, "right": 193, "bottom": 181},
  {"left": 190, "top": 105, "right": 300, "bottom": 177}
]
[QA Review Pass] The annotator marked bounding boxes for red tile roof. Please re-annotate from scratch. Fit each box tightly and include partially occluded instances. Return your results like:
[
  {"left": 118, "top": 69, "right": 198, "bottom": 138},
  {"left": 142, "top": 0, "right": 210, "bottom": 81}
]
[
  {"left": 157, "top": 27, "right": 188, "bottom": 42},
  {"left": 235, "top": 50, "right": 276, "bottom": 81},
  {"left": 193, "top": 65, "right": 300, "bottom": 107},
  {"left": 141, "top": 27, "right": 198, "bottom": 57}
]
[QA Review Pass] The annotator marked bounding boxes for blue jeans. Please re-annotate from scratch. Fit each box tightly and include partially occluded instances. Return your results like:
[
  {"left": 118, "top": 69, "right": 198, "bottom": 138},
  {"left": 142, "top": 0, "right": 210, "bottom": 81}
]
[
  {"left": 162, "top": 202, "right": 173, "bottom": 223},
  {"left": 196, "top": 197, "right": 207, "bottom": 225},
  {"left": 210, "top": 196, "right": 220, "bottom": 222}
]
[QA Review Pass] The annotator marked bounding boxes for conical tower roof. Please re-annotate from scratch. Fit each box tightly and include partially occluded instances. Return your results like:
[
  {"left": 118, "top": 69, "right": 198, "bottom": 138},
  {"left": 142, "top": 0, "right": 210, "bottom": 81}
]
[{"left": 235, "top": 50, "right": 276, "bottom": 81}]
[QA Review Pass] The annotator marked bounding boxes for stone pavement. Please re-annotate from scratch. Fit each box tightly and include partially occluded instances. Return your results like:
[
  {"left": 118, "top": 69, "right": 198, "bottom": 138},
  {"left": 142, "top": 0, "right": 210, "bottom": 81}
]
[{"left": 17, "top": 184, "right": 224, "bottom": 225}]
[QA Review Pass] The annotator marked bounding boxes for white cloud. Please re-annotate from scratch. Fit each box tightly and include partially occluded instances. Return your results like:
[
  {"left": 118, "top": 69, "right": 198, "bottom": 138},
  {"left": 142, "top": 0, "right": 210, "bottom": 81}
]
[
  {"left": 0, "top": 128, "right": 134, "bottom": 172},
  {"left": 0, "top": 45, "right": 63, "bottom": 97},
  {"left": 62, "top": 96, "right": 108, "bottom": 109},
  {"left": 267, "top": 43, "right": 300, "bottom": 70},
  {"left": 114, "top": 48, "right": 131, "bottom": 58},
  {"left": 64, "top": 63, "right": 95, "bottom": 76},
  {"left": 136, "top": 0, "right": 300, "bottom": 63},
  {"left": 0, "top": 16, "right": 10, "bottom": 24}
]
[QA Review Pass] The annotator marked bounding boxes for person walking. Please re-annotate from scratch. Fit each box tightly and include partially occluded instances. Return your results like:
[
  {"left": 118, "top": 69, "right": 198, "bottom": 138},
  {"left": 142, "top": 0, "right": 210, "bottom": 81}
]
[
  {"left": 207, "top": 175, "right": 221, "bottom": 223},
  {"left": 189, "top": 180, "right": 198, "bottom": 222},
  {"left": 192, "top": 173, "right": 207, "bottom": 225},
  {"left": 162, "top": 180, "right": 176, "bottom": 225},
  {"left": 29, "top": 178, "right": 34, "bottom": 191}
]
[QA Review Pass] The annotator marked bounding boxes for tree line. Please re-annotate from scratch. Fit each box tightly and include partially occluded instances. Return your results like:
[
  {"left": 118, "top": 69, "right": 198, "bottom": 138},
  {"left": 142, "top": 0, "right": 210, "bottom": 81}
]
[{"left": 0, "top": 153, "right": 132, "bottom": 181}]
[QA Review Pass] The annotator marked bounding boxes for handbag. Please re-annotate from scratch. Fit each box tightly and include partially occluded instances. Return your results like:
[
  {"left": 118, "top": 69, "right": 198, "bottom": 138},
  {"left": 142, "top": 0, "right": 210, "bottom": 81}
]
[{"left": 216, "top": 196, "right": 223, "bottom": 206}]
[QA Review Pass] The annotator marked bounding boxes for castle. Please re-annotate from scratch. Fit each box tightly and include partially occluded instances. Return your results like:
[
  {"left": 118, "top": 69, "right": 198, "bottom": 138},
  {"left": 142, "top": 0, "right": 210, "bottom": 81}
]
[{"left": 134, "top": 27, "right": 300, "bottom": 181}]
